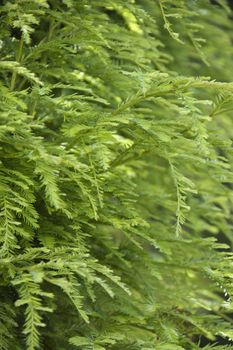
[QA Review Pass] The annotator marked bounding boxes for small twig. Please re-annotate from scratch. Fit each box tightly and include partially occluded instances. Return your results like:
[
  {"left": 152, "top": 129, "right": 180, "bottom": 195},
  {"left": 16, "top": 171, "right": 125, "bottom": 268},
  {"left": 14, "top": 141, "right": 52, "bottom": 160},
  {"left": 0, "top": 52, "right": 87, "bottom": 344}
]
[{"left": 10, "top": 36, "right": 24, "bottom": 91}]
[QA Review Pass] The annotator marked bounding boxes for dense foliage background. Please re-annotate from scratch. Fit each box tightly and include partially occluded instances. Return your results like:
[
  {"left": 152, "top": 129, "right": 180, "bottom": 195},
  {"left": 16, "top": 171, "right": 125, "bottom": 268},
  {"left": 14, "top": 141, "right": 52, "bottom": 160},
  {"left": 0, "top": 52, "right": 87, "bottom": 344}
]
[{"left": 1, "top": 0, "right": 233, "bottom": 349}]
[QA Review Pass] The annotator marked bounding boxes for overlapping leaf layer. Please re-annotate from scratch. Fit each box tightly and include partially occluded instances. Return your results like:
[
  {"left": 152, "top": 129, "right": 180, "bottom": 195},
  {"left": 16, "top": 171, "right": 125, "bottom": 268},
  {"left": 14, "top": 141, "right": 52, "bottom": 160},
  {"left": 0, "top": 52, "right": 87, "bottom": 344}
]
[{"left": 0, "top": 1, "right": 233, "bottom": 349}]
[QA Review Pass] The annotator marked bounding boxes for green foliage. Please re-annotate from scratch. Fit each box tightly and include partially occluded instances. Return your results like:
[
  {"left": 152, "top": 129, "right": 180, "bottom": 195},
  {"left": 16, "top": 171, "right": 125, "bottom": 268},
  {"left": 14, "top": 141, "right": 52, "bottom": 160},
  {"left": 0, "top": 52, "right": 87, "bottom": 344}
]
[{"left": 0, "top": 0, "right": 233, "bottom": 349}]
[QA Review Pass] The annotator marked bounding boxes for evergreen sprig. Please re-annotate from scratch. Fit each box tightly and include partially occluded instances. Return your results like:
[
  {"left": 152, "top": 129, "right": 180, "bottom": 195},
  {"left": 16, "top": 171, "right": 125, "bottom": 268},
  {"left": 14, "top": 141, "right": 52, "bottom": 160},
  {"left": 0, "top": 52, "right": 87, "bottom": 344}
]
[{"left": 0, "top": 0, "right": 233, "bottom": 349}]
